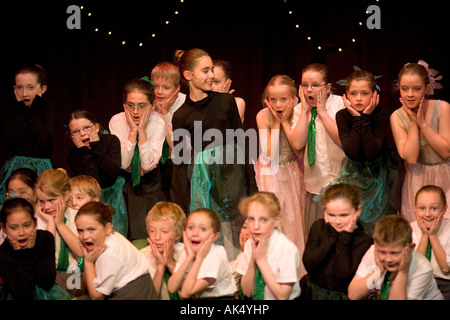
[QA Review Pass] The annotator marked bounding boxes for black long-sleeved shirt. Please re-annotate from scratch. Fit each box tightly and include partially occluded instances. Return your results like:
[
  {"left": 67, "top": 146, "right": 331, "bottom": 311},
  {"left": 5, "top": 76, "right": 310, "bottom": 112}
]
[
  {"left": 336, "top": 107, "right": 389, "bottom": 161},
  {"left": 67, "top": 133, "right": 121, "bottom": 188},
  {"left": 0, "top": 230, "right": 56, "bottom": 300},
  {"left": 303, "top": 219, "right": 373, "bottom": 293}
]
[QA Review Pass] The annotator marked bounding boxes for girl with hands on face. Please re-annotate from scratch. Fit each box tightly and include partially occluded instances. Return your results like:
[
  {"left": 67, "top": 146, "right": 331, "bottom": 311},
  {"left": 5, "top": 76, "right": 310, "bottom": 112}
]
[
  {"left": 411, "top": 185, "right": 450, "bottom": 299},
  {"left": 390, "top": 61, "right": 450, "bottom": 222},
  {"left": 140, "top": 201, "right": 186, "bottom": 300},
  {"left": 334, "top": 70, "right": 401, "bottom": 234},
  {"left": 236, "top": 192, "right": 301, "bottom": 300},
  {"left": 167, "top": 208, "right": 237, "bottom": 300},
  {"left": 300, "top": 184, "right": 372, "bottom": 300}
]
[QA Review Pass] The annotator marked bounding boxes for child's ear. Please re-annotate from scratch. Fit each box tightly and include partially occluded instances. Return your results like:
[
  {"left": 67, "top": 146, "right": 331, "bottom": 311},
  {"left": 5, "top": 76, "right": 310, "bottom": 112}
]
[
  {"left": 105, "top": 222, "right": 113, "bottom": 236},
  {"left": 93, "top": 197, "right": 100, "bottom": 202},
  {"left": 40, "top": 85, "right": 48, "bottom": 96},
  {"left": 213, "top": 232, "right": 220, "bottom": 242},
  {"left": 183, "top": 70, "right": 193, "bottom": 81},
  {"left": 63, "top": 191, "right": 70, "bottom": 202}
]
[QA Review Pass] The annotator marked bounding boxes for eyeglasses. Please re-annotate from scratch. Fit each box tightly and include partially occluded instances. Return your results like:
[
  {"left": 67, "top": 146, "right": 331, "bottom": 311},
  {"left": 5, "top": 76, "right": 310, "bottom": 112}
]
[
  {"left": 125, "top": 102, "right": 150, "bottom": 111},
  {"left": 70, "top": 125, "right": 94, "bottom": 136},
  {"left": 300, "top": 83, "right": 326, "bottom": 91}
]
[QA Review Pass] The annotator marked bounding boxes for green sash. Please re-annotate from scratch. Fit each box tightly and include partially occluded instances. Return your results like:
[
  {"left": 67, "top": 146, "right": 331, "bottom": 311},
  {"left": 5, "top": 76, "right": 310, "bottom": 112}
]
[
  {"left": 380, "top": 271, "right": 391, "bottom": 300},
  {"left": 131, "top": 134, "right": 141, "bottom": 186},
  {"left": 252, "top": 267, "right": 265, "bottom": 300},
  {"left": 307, "top": 108, "right": 318, "bottom": 166}
]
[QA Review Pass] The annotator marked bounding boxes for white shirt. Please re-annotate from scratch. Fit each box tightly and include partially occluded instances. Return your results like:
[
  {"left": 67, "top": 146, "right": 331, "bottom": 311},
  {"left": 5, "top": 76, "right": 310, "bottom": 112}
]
[
  {"left": 174, "top": 243, "right": 237, "bottom": 299},
  {"left": 356, "top": 244, "right": 444, "bottom": 300},
  {"left": 109, "top": 111, "right": 165, "bottom": 174},
  {"left": 158, "top": 92, "right": 186, "bottom": 158},
  {"left": 236, "top": 229, "right": 301, "bottom": 300},
  {"left": 94, "top": 232, "right": 151, "bottom": 296},
  {"left": 140, "top": 242, "right": 184, "bottom": 300},
  {"left": 411, "top": 218, "right": 450, "bottom": 280},
  {"left": 291, "top": 94, "right": 345, "bottom": 194}
]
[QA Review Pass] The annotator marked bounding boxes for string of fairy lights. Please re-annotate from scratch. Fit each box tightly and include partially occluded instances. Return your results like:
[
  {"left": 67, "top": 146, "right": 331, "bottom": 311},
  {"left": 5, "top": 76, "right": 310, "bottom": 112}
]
[{"left": 78, "top": 0, "right": 381, "bottom": 52}]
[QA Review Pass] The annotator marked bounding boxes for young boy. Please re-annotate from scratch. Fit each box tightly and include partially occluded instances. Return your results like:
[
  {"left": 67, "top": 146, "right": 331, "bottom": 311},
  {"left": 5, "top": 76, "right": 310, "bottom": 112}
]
[
  {"left": 140, "top": 201, "right": 186, "bottom": 300},
  {"left": 69, "top": 175, "right": 101, "bottom": 211},
  {"left": 348, "top": 215, "right": 443, "bottom": 300},
  {"left": 150, "top": 62, "right": 186, "bottom": 204}
]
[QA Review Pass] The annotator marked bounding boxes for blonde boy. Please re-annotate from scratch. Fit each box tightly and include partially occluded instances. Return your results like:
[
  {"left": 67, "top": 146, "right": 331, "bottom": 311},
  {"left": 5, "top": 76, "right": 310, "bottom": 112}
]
[
  {"left": 140, "top": 201, "right": 186, "bottom": 300},
  {"left": 348, "top": 215, "right": 443, "bottom": 300},
  {"left": 69, "top": 175, "right": 101, "bottom": 211}
]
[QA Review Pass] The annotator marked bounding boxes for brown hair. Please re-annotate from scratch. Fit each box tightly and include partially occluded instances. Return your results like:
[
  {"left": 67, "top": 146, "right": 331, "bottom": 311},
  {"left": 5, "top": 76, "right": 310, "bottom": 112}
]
[
  {"left": 302, "top": 63, "right": 331, "bottom": 85},
  {"left": 151, "top": 62, "right": 181, "bottom": 87},
  {"left": 15, "top": 64, "right": 47, "bottom": 87},
  {"left": 76, "top": 201, "right": 115, "bottom": 226},
  {"left": 69, "top": 175, "right": 102, "bottom": 199},
  {"left": 323, "top": 183, "right": 361, "bottom": 210},
  {"left": 0, "top": 198, "right": 36, "bottom": 226},
  {"left": 398, "top": 63, "right": 430, "bottom": 87},
  {"left": 146, "top": 201, "right": 187, "bottom": 241},
  {"left": 188, "top": 208, "right": 221, "bottom": 234},
  {"left": 213, "top": 60, "right": 232, "bottom": 80},
  {"left": 345, "top": 70, "right": 377, "bottom": 92},
  {"left": 178, "top": 48, "right": 210, "bottom": 81},
  {"left": 122, "top": 78, "right": 155, "bottom": 104},
  {"left": 35, "top": 168, "right": 70, "bottom": 197},
  {"left": 238, "top": 192, "right": 281, "bottom": 218},
  {"left": 65, "top": 110, "right": 105, "bottom": 134},
  {"left": 373, "top": 215, "right": 412, "bottom": 246},
  {"left": 415, "top": 185, "right": 447, "bottom": 207}
]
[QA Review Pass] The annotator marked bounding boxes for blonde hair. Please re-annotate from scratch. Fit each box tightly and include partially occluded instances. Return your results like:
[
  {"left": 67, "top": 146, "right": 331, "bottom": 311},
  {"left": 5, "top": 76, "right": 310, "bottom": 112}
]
[
  {"left": 151, "top": 62, "right": 181, "bottom": 87},
  {"left": 261, "top": 74, "right": 297, "bottom": 108},
  {"left": 373, "top": 215, "right": 412, "bottom": 247},
  {"left": 35, "top": 168, "right": 70, "bottom": 197},
  {"left": 69, "top": 175, "right": 102, "bottom": 199},
  {"left": 239, "top": 192, "right": 281, "bottom": 218},
  {"left": 146, "top": 201, "right": 186, "bottom": 241}
]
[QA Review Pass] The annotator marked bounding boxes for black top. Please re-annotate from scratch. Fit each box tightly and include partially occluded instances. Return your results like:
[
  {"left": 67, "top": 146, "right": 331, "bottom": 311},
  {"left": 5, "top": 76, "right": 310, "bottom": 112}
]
[
  {"left": 67, "top": 133, "right": 121, "bottom": 188},
  {"left": 0, "top": 230, "right": 56, "bottom": 300},
  {"left": 336, "top": 107, "right": 389, "bottom": 161},
  {"left": 3, "top": 95, "right": 54, "bottom": 159},
  {"left": 172, "top": 91, "right": 258, "bottom": 212},
  {"left": 303, "top": 219, "right": 373, "bottom": 293}
]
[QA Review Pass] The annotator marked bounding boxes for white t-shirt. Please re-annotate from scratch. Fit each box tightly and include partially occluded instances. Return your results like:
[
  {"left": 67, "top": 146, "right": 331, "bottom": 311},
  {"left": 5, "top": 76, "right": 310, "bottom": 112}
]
[
  {"left": 174, "top": 243, "right": 237, "bottom": 299},
  {"left": 411, "top": 218, "right": 450, "bottom": 280},
  {"left": 291, "top": 94, "right": 345, "bottom": 194},
  {"left": 356, "top": 244, "right": 444, "bottom": 300},
  {"left": 93, "top": 232, "right": 151, "bottom": 296},
  {"left": 236, "top": 229, "right": 301, "bottom": 300},
  {"left": 140, "top": 242, "right": 184, "bottom": 300}
]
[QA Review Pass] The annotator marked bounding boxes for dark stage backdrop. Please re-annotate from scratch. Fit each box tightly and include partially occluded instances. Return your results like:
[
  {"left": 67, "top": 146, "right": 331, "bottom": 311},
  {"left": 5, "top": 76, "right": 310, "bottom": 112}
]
[{"left": 1, "top": 0, "right": 449, "bottom": 173}]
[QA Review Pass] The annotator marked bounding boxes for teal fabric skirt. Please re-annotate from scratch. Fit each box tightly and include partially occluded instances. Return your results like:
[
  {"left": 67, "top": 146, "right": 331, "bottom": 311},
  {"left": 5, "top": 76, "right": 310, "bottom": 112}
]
[
  {"left": 101, "top": 176, "right": 128, "bottom": 237},
  {"left": 34, "top": 284, "right": 73, "bottom": 300},
  {"left": 0, "top": 155, "right": 53, "bottom": 204}
]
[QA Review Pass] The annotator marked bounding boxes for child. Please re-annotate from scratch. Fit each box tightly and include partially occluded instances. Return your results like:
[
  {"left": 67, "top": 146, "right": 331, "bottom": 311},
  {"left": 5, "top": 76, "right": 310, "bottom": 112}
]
[
  {"left": 411, "top": 185, "right": 450, "bottom": 299},
  {"left": 212, "top": 60, "right": 246, "bottom": 123},
  {"left": 229, "top": 218, "right": 250, "bottom": 298},
  {"left": 109, "top": 78, "right": 166, "bottom": 240},
  {"left": 335, "top": 70, "right": 401, "bottom": 234},
  {"left": 140, "top": 201, "right": 186, "bottom": 300},
  {"left": 167, "top": 208, "right": 237, "bottom": 299},
  {"left": 390, "top": 61, "right": 450, "bottom": 222},
  {"left": 150, "top": 62, "right": 186, "bottom": 204},
  {"left": 289, "top": 63, "right": 346, "bottom": 237},
  {"left": 236, "top": 192, "right": 301, "bottom": 300},
  {"left": 348, "top": 215, "right": 443, "bottom": 300},
  {"left": 5, "top": 167, "right": 38, "bottom": 204},
  {"left": 254, "top": 75, "right": 306, "bottom": 272},
  {"left": 0, "top": 64, "right": 54, "bottom": 205},
  {"left": 66, "top": 110, "right": 127, "bottom": 236},
  {"left": 301, "top": 183, "right": 373, "bottom": 300},
  {"left": 172, "top": 48, "right": 258, "bottom": 261},
  {"left": 0, "top": 198, "right": 71, "bottom": 300},
  {"left": 68, "top": 175, "right": 101, "bottom": 211},
  {"left": 76, "top": 202, "right": 158, "bottom": 300}
]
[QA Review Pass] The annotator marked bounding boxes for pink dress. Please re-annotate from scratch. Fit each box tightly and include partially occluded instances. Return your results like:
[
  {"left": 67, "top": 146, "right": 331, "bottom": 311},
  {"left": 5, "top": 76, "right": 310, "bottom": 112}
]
[
  {"left": 395, "top": 100, "right": 450, "bottom": 222},
  {"left": 254, "top": 109, "right": 306, "bottom": 277}
]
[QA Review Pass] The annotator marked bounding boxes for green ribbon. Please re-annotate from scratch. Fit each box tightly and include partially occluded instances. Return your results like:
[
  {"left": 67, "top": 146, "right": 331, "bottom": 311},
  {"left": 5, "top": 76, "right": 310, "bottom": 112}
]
[
  {"left": 131, "top": 134, "right": 141, "bottom": 187},
  {"left": 380, "top": 271, "right": 391, "bottom": 300},
  {"left": 426, "top": 240, "right": 432, "bottom": 261},
  {"left": 56, "top": 217, "right": 69, "bottom": 273},
  {"left": 252, "top": 267, "right": 265, "bottom": 300},
  {"left": 307, "top": 108, "right": 318, "bottom": 167},
  {"left": 141, "top": 76, "right": 155, "bottom": 87},
  {"left": 160, "top": 139, "right": 170, "bottom": 165},
  {"left": 164, "top": 269, "right": 180, "bottom": 300}
]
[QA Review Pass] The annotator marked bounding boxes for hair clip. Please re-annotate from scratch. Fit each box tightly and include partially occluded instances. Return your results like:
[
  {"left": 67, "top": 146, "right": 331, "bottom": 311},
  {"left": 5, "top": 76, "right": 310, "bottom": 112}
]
[
  {"left": 141, "top": 76, "right": 155, "bottom": 87},
  {"left": 336, "top": 66, "right": 383, "bottom": 91}
]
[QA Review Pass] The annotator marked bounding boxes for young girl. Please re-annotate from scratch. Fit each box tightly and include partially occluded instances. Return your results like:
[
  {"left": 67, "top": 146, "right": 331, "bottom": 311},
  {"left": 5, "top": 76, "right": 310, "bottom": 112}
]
[
  {"left": 75, "top": 202, "right": 158, "bottom": 300},
  {"left": 0, "top": 64, "right": 54, "bottom": 205},
  {"left": 212, "top": 60, "right": 246, "bottom": 123},
  {"left": 167, "top": 208, "right": 237, "bottom": 299},
  {"left": 254, "top": 75, "right": 306, "bottom": 274},
  {"left": 140, "top": 201, "right": 186, "bottom": 300},
  {"left": 335, "top": 70, "right": 401, "bottom": 234},
  {"left": 172, "top": 48, "right": 258, "bottom": 261},
  {"left": 390, "top": 61, "right": 450, "bottom": 222},
  {"left": 411, "top": 185, "right": 450, "bottom": 299},
  {"left": 66, "top": 110, "right": 127, "bottom": 236},
  {"left": 109, "top": 78, "right": 166, "bottom": 240},
  {"left": 301, "top": 183, "right": 373, "bottom": 300},
  {"left": 0, "top": 198, "right": 70, "bottom": 300},
  {"left": 289, "top": 63, "right": 346, "bottom": 237},
  {"left": 236, "top": 192, "right": 301, "bottom": 300}
]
